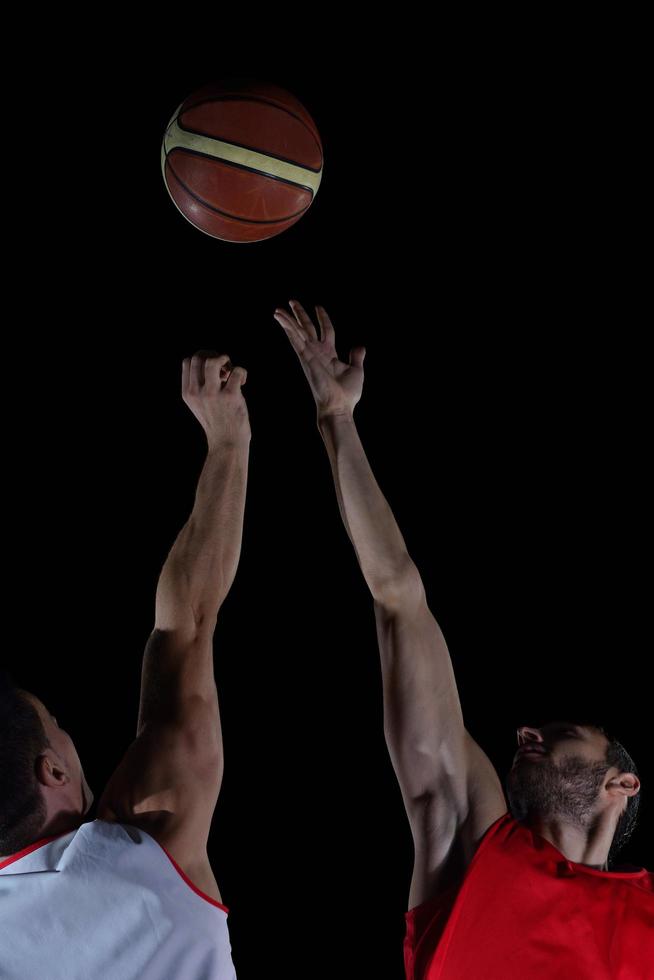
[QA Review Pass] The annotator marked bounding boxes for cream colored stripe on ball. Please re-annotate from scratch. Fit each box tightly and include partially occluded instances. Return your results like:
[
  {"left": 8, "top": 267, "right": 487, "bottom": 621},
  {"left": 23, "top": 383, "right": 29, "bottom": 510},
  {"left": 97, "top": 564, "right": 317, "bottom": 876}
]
[{"left": 163, "top": 113, "right": 322, "bottom": 194}]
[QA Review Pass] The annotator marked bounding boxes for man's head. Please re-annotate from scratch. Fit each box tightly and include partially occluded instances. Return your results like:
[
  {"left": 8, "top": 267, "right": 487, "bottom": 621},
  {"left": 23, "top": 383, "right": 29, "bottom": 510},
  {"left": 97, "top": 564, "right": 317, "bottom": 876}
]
[
  {"left": 505, "top": 720, "right": 640, "bottom": 868},
  {"left": 0, "top": 672, "right": 93, "bottom": 857}
]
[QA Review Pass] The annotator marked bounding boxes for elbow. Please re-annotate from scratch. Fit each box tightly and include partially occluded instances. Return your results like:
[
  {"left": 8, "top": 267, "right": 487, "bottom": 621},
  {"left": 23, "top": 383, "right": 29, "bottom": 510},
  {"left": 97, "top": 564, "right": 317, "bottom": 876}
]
[
  {"left": 189, "top": 601, "right": 220, "bottom": 636},
  {"left": 371, "top": 559, "right": 425, "bottom": 612}
]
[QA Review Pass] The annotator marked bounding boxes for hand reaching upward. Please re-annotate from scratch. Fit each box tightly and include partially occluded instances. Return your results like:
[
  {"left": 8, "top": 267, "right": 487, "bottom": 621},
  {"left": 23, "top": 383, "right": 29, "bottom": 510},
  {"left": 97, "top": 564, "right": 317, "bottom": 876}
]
[
  {"left": 182, "top": 351, "right": 250, "bottom": 450},
  {"left": 274, "top": 300, "right": 366, "bottom": 419}
]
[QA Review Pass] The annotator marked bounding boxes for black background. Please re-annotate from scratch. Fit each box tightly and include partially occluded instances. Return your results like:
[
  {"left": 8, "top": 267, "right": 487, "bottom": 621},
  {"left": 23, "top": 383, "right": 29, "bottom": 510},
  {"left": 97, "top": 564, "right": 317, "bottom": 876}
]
[{"left": 7, "top": 19, "right": 649, "bottom": 980}]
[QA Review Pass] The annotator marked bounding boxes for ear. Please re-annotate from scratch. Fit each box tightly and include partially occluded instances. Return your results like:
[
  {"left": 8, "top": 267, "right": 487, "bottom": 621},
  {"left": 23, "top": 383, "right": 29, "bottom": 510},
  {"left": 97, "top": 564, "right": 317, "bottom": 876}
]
[
  {"left": 606, "top": 771, "right": 640, "bottom": 800},
  {"left": 35, "top": 752, "right": 68, "bottom": 788}
]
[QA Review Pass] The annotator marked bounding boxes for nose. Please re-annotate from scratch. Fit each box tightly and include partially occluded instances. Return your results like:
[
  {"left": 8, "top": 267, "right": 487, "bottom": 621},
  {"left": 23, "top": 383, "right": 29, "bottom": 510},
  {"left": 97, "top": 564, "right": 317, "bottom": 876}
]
[{"left": 517, "top": 726, "right": 545, "bottom": 748}]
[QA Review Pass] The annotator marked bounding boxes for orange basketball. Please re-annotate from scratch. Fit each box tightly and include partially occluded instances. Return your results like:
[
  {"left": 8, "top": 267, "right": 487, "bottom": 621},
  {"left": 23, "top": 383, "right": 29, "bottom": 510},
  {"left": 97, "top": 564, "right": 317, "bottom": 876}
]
[{"left": 161, "top": 78, "right": 324, "bottom": 243}]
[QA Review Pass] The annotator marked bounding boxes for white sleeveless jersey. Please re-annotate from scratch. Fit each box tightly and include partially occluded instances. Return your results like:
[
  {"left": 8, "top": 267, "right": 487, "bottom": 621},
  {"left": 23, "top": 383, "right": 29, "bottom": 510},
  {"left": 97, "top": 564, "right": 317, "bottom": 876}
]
[{"left": 0, "top": 818, "right": 237, "bottom": 979}]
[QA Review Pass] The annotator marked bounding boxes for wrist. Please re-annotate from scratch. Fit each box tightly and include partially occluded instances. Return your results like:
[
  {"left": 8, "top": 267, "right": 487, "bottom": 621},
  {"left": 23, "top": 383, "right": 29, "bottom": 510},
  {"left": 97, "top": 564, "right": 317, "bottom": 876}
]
[
  {"left": 317, "top": 409, "right": 355, "bottom": 427},
  {"left": 206, "top": 434, "right": 251, "bottom": 456}
]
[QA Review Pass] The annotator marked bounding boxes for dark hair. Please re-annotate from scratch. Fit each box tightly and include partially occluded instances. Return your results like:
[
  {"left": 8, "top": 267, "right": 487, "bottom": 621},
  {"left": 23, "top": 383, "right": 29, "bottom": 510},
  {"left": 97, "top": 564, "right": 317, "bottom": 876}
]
[
  {"left": 565, "top": 718, "right": 640, "bottom": 869},
  {"left": 0, "top": 670, "right": 50, "bottom": 855}
]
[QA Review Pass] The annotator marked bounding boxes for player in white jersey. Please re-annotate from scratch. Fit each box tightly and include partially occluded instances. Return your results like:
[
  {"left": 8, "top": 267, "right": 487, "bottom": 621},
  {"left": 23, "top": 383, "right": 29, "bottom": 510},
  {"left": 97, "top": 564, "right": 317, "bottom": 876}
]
[{"left": 1, "top": 352, "right": 249, "bottom": 979}]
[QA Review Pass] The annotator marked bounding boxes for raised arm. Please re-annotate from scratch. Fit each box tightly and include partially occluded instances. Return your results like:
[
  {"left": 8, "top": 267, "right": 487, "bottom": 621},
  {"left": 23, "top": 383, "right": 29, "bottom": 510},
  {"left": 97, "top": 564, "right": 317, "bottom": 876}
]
[
  {"left": 274, "top": 301, "right": 506, "bottom": 907},
  {"left": 137, "top": 351, "right": 251, "bottom": 740},
  {"left": 96, "top": 352, "right": 250, "bottom": 900}
]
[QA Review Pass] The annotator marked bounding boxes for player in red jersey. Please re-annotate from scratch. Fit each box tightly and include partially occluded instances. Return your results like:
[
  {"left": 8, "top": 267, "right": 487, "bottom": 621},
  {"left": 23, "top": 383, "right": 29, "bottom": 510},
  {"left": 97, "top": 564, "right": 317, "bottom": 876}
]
[{"left": 275, "top": 299, "right": 652, "bottom": 980}]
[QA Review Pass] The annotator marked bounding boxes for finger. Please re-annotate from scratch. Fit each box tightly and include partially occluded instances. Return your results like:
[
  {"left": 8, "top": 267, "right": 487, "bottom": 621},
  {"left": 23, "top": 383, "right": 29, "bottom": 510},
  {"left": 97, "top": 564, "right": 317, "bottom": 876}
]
[
  {"left": 288, "top": 299, "right": 318, "bottom": 342},
  {"left": 190, "top": 351, "right": 229, "bottom": 389},
  {"left": 224, "top": 365, "right": 247, "bottom": 392},
  {"left": 189, "top": 352, "right": 206, "bottom": 389},
  {"left": 204, "top": 354, "right": 233, "bottom": 390},
  {"left": 182, "top": 357, "right": 191, "bottom": 394},
  {"left": 274, "top": 309, "right": 307, "bottom": 354},
  {"left": 315, "top": 305, "right": 336, "bottom": 346},
  {"left": 349, "top": 346, "right": 366, "bottom": 369}
]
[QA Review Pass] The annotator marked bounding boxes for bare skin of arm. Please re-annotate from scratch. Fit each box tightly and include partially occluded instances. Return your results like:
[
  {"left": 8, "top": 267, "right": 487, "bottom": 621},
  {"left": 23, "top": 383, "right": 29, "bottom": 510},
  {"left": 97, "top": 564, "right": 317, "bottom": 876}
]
[
  {"left": 274, "top": 301, "right": 506, "bottom": 906},
  {"left": 137, "top": 352, "right": 251, "bottom": 752},
  {"left": 273, "top": 299, "right": 459, "bottom": 749},
  {"left": 96, "top": 351, "right": 251, "bottom": 904}
]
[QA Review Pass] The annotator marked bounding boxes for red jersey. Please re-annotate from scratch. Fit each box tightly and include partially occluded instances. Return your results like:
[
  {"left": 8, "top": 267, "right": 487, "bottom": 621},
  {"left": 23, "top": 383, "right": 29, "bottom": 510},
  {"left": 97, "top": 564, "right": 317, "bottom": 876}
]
[{"left": 404, "top": 812, "right": 653, "bottom": 979}]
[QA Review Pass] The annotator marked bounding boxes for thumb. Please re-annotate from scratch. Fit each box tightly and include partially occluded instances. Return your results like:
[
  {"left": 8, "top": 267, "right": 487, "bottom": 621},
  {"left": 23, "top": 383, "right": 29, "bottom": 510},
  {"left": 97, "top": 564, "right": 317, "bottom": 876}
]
[
  {"left": 349, "top": 346, "right": 366, "bottom": 369},
  {"left": 224, "top": 366, "right": 247, "bottom": 391}
]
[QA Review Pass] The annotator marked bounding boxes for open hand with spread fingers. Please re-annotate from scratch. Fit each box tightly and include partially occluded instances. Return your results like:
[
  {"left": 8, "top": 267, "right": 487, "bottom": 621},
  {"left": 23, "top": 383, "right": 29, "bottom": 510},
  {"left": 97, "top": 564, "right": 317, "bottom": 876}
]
[{"left": 274, "top": 300, "right": 366, "bottom": 420}]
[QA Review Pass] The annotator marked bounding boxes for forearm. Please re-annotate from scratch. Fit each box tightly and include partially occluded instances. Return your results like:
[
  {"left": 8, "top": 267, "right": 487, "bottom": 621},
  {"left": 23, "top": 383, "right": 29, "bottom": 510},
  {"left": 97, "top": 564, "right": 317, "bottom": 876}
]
[
  {"left": 317, "top": 414, "right": 417, "bottom": 603},
  {"left": 155, "top": 439, "right": 250, "bottom": 632}
]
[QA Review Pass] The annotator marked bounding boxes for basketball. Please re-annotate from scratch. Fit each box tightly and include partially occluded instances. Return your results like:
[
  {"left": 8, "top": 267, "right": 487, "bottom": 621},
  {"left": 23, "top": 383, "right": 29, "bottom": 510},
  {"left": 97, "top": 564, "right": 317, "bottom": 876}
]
[{"left": 161, "top": 78, "right": 324, "bottom": 243}]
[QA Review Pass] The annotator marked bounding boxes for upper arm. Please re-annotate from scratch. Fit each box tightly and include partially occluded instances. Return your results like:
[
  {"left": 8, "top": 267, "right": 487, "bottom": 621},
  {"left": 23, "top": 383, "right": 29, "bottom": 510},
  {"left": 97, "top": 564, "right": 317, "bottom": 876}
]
[
  {"left": 372, "top": 581, "right": 507, "bottom": 910},
  {"left": 373, "top": 583, "right": 468, "bottom": 809},
  {"left": 407, "top": 730, "right": 507, "bottom": 908},
  {"left": 96, "top": 703, "right": 222, "bottom": 868},
  {"left": 137, "top": 627, "right": 220, "bottom": 738},
  {"left": 97, "top": 625, "right": 223, "bottom": 871}
]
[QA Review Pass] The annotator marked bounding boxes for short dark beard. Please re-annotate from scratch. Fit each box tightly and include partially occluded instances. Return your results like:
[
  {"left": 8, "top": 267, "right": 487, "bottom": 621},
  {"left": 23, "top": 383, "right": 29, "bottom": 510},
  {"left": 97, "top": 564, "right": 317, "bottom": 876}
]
[{"left": 505, "top": 753, "right": 610, "bottom": 830}]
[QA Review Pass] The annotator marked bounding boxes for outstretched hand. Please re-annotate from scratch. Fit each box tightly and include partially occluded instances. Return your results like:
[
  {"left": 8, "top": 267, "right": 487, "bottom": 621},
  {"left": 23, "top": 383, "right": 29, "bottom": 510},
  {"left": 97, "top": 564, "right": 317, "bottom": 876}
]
[
  {"left": 274, "top": 300, "right": 366, "bottom": 419},
  {"left": 182, "top": 351, "right": 251, "bottom": 450}
]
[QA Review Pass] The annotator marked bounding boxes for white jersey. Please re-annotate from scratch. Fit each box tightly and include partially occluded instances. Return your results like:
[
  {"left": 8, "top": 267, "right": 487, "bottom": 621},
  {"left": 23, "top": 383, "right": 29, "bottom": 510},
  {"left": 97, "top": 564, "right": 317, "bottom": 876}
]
[{"left": 0, "top": 818, "right": 237, "bottom": 979}]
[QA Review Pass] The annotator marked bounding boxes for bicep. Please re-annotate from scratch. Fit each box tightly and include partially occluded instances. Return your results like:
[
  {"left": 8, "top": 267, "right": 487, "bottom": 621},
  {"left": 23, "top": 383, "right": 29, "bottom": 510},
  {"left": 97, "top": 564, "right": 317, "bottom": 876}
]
[
  {"left": 137, "top": 627, "right": 219, "bottom": 739},
  {"left": 406, "top": 733, "right": 508, "bottom": 909},
  {"left": 373, "top": 592, "right": 467, "bottom": 807},
  {"left": 372, "top": 590, "right": 507, "bottom": 907}
]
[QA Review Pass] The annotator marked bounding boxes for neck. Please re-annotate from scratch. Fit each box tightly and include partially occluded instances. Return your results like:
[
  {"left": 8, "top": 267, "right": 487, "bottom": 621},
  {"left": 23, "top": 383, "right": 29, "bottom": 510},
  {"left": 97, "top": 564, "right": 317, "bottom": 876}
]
[
  {"left": 1, "top": 814, "right": 85, "bottom": 863},
  {"left": 525, "top": 812, "right": 616, "bottom": 870}
]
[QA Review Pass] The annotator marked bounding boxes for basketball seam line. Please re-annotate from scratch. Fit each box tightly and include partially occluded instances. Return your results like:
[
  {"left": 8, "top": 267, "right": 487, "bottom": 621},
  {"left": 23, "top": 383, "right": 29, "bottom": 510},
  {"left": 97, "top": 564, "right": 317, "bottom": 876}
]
[
  {"left": 179, "top": 93, "right": 322, "bottom": 159},
  {"left": 163, "top": 158, "right": 313, "bottom": 226},
  {"left": 165, "top": 146, "right": 316, "bottom": 201}
]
